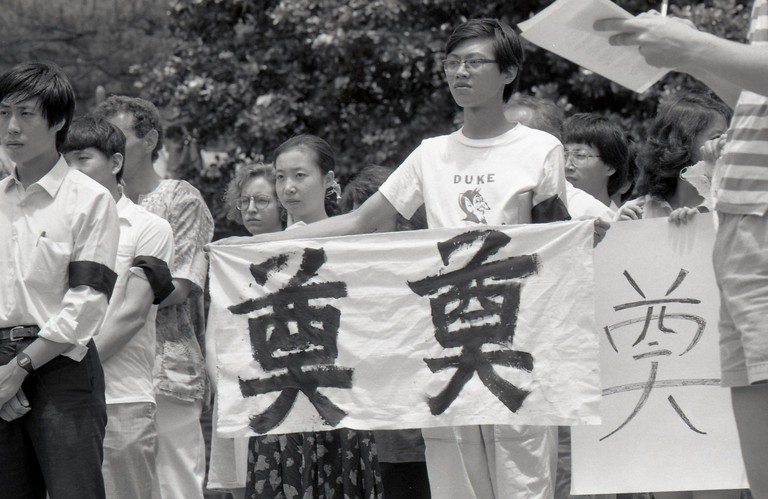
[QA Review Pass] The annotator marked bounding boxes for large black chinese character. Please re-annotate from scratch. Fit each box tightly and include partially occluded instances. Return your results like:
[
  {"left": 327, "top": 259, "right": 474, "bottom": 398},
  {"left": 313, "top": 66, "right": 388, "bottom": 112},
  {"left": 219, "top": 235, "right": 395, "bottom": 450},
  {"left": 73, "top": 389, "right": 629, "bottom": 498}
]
[
  {"left": 601, "top": 268, "right": 713, "bottom": 441},
  {"left": 408, "top": 229, "right": 540, "bottom": 415},
  {"left": 229, "top": 247, "right": 353, "bottom": 433}
]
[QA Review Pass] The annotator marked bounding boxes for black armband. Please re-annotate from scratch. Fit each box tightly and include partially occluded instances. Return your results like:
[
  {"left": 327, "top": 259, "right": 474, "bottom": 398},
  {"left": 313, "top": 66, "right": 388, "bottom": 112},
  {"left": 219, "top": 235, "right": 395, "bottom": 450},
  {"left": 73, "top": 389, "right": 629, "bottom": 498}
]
[
  {"left": 532, "top": 195, "right": 571, "bottom": 224},
  {"left": 69, "top": 261, "right": 118, "bottom": 301},
  {"left": 132, "top": 256, "right": 175, "bottom": 304}
]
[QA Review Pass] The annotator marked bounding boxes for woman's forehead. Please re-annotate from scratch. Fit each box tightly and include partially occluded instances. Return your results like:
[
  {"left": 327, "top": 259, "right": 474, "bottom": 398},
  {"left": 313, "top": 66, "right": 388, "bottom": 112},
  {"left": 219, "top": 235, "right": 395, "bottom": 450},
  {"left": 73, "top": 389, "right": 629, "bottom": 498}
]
[{"left": 276, "top": 147, "right": 320, "bottom": 170}]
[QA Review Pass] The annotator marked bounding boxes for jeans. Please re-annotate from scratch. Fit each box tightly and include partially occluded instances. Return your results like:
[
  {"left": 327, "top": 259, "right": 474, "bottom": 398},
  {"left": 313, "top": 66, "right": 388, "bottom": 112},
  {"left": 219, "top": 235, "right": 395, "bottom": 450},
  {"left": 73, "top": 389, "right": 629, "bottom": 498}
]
[{"left": 0, "top": 338, "right": 107, "bottom": 499}]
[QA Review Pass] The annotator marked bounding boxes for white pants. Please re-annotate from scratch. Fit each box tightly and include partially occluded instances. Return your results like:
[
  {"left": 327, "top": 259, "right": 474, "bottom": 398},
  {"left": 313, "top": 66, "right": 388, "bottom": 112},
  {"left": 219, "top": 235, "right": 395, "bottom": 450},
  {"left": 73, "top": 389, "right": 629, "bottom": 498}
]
[
  {"left": 152, "top": 394, "right": 206, "bottom": 499},
  {"left": 423, "top": 424, "right": 558, "bottom": 499},
  {"left": 206, "top": 397, "right": 249, "bottom": 490},
  {"left": 103, "top": 402, "right": 157, "bottom": 499}
]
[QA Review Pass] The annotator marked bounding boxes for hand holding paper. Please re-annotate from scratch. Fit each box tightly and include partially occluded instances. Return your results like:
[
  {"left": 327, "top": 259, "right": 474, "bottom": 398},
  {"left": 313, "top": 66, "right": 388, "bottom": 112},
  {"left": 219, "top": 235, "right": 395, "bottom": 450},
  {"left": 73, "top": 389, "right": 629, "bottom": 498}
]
[
  {"left": 594, "top": 13, "right": 708, "bottom": 71},
  {"left": 517, "top": 0, "right": 669, "bottom": 93}
]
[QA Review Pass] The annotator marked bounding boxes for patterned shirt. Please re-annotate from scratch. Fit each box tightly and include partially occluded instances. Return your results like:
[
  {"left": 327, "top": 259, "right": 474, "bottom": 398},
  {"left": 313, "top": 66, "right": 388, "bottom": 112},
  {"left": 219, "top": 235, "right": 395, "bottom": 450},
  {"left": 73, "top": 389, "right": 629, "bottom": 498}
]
[
  {"left": 715, "top": 0, "right": 768, "bottom": 215},
  {"left": 0, "top": 156, "right": 119, "bottom": 360},
  {"left": 139, "top": 179, "right": 214, "bottom": 402}
]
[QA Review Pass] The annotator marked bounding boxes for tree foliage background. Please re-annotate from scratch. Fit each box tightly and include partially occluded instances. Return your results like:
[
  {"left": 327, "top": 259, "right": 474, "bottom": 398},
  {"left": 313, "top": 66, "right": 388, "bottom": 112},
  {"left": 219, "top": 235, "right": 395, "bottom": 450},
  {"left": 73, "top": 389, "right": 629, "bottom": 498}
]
[
  {"left": 0, "top": 0, "right": 171, "bottom": 111},
  {"left": 1, "top": 0, "right": 752, "bottom": 238},
  {"left": 135, "top": 0, "right": 750, "bottom": 237}
]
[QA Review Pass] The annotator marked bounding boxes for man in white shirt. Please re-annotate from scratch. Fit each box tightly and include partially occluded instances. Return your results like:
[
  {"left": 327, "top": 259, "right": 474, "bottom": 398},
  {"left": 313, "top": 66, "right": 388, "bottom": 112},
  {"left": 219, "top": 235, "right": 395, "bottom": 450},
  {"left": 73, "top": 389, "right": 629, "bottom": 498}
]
[
  {"left": 0, "top": 62, "right": 120, "bottom": 499},
  {"left": 63, "top": 115, "right": 175, "bottom": 499}
]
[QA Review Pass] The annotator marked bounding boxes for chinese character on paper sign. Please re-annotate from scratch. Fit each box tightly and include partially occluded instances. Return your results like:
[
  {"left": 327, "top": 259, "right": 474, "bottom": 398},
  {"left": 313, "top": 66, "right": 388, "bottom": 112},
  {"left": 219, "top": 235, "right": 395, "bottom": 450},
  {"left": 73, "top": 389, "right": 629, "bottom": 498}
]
[
  {"left": 601, "top": 268, "right": 715, "bottom": 441},
  {"left": 408, "top": 229, "right": 540, "bottom": 415},
  {"left": 228, "top": 248, "right": 353, "bottom": 433}
]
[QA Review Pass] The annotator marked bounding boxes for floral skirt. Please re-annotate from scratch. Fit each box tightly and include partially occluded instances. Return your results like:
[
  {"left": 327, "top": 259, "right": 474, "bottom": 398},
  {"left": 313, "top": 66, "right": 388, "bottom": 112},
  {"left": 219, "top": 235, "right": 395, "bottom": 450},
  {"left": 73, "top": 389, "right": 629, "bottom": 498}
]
[{"left": 244, "top": 429, "right": 384, "bottom": 499}]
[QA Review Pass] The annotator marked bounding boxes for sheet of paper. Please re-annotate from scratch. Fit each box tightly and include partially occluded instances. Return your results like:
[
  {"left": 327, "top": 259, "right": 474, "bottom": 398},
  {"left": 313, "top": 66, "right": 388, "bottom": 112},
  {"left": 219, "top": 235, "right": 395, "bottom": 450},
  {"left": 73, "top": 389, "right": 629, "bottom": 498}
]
[
  {"left": 518, "top": 0, "right": 669, "bottom": 93},
  {"left": 571, "top": 217, "right": 748, "bottom": 494}
]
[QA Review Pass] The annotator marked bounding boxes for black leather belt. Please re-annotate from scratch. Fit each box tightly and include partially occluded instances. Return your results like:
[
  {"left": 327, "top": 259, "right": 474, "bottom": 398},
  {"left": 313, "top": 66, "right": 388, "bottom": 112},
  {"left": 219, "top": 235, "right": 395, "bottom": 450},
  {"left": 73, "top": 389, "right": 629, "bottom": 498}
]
[{"left": 0, "top": 325, "right": 40, "bottom": 341}]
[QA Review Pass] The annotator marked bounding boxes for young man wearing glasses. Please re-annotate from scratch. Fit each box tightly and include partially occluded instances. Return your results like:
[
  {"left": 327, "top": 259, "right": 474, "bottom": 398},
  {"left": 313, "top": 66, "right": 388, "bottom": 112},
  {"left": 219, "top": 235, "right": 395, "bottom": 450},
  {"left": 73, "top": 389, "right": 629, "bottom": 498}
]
[
  {"left": 243, "top": 18, "right": 612, "bottom": 498},
  {"left": 396, "top": 19, "right": 569, "bottom": 499}
]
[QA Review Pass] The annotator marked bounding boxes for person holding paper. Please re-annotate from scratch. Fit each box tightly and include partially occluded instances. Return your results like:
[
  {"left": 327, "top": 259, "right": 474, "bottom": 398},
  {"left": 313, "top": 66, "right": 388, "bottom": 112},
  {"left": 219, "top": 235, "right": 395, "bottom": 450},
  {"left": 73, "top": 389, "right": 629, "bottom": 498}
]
[
  {"left": 595, "top": 8, "right": 768, "bottom": 497},
  {"left": 615, "top": 93, "right": 742, "bottom": 499},
  {"left": 616, "top": 92, "right": 730, "bottom": 225}
]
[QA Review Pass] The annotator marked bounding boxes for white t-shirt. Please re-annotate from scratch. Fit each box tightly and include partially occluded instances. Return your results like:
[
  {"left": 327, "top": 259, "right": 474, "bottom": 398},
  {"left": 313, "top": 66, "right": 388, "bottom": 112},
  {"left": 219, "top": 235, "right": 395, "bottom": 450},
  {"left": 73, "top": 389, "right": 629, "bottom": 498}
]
[
  {"left": 103, "top": 195, "right": 175, "bottom": 405},
  {"left": 379, "top": 125, "right": 567, "bottom": 228}
]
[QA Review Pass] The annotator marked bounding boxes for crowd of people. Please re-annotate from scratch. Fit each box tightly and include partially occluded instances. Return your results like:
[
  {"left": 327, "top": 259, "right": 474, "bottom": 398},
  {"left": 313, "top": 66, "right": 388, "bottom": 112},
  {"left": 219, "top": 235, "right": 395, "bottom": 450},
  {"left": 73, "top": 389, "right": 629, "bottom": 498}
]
[{"left": 0, "top": 5, "right": 766, "bottom": 499}]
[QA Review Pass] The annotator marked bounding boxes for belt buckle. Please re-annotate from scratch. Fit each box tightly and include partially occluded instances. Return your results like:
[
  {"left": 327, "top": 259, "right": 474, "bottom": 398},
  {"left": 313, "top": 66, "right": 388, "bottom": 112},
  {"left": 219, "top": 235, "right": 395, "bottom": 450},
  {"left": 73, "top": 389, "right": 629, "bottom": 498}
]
[{"left": 9, "top": 326, "right": 26, "bottom": 341}]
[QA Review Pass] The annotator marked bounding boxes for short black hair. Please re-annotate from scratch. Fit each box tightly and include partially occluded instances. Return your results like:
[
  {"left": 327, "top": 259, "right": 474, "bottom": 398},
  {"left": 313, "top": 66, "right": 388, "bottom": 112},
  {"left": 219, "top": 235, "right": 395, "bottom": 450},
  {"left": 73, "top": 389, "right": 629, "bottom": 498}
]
[
  {"left": 273, "top": 134, "right": 340, "bottom": 217},
  {"left": 95, "top": 95, "right": 164, "bottom": 162},
  {"left": 62, "top": 115, "right": 126, "bottom": 183},
  {"left": 0, "top": 62, "right": 75, "bottom": 150},
  {"left": 563, "top": 113, "right": 629, "bottom": 197},
  {"left": 446, "top": 18, "right": 525, "bottom": 103}
]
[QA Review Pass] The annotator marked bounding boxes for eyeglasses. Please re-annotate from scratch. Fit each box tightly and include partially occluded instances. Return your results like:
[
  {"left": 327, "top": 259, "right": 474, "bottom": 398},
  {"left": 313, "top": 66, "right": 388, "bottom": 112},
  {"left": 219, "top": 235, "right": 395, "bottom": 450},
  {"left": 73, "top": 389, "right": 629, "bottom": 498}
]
[
  {"left": 235, "top": 195, "right": 271, "bottom": 211},
  {"left": 442, "top": 58, "right": 498, "bottom": 74},
  {"left": 564, "top": 149, "right": 600, "bottom": 165}
]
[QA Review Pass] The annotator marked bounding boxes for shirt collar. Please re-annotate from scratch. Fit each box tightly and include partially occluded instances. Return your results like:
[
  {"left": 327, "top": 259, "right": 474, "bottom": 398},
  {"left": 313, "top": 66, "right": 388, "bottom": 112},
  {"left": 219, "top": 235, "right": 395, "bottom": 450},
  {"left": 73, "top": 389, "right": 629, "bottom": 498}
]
[
  {"left": 5, "top": 155, "right": 69, "bottom": 197},
  {"left": 116, "top": 193, "right": 136, "bottom": 226}
]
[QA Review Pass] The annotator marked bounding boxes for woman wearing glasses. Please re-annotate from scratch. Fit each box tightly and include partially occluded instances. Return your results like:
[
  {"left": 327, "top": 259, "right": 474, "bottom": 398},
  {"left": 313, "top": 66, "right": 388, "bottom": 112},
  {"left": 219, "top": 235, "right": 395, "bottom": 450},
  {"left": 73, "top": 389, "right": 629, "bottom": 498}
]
[
  {"left": 562, "top": 113, "right": 630, "bottom": 221},
  {"left": 207, "top": 162, "right": 285, "bottom": 499},
  {"left": 617, "top": 92, "right": 730, "bottom": 224}
]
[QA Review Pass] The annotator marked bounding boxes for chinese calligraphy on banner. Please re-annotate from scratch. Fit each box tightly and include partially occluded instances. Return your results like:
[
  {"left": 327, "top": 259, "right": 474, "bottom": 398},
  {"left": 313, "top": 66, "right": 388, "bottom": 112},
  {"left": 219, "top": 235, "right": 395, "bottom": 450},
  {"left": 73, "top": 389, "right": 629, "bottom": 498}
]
[
  {"left": 571, "top": 217, "right": 748, "bottom": 494},
  {"left": 208, "top": 221, "right": 601, "bottom": 437}
]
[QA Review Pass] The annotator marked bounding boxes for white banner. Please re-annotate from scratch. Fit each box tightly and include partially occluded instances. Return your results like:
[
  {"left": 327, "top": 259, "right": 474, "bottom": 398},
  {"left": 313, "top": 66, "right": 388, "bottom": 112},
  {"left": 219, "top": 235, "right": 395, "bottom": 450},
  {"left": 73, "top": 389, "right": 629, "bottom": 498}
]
[
  {"left": 208, "top": 221, "right": 600, "bottom": 437},
  {"left": 571, "top": 217, "right": 748, "bottom": 494}
]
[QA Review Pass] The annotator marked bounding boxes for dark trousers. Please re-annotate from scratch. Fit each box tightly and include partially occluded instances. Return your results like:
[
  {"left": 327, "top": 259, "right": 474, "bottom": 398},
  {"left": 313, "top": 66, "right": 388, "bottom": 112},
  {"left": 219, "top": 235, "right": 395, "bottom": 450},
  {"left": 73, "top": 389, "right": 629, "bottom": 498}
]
[
  {"left": 380, "top": 462, "right": 431, "bottom": 499},
  {"left": 0, "top": 338, "right": 107, "bottom": 499}
]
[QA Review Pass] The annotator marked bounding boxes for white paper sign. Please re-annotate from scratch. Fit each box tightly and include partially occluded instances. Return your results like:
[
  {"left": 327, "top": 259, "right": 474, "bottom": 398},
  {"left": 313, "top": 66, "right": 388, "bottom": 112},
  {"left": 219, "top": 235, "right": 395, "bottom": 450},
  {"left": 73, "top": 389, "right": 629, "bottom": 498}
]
[
  {"left": 208, "top": 222, "right": 601, "bottom": 436},
  {"left": 571, "top": 217, "right": 748, "bottom": 494},
  {"left": 518, "top": 0, "right": 669, "bottom": 93}
]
